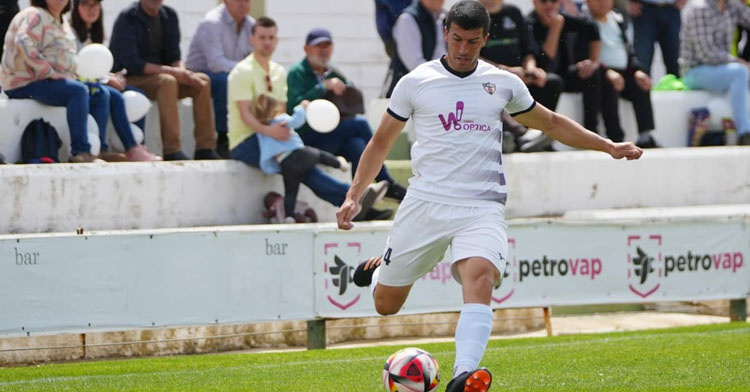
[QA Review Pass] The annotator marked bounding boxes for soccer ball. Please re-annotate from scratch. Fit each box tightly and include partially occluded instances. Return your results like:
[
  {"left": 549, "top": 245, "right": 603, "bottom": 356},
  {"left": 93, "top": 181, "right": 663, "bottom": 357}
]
[{"left": 382, "top": 347, "right": 440, "bottom": 392}]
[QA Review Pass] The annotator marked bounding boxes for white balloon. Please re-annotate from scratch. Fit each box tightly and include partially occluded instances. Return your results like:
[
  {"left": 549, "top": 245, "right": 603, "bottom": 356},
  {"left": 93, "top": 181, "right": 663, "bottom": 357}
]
[
  {"left": 76, "top": 44, "right": 114, "bottom": 80},
  {"left": 306, "top": 99, "right": 340, "bottom": 133},
  {"left": 86, "top": 115, "right": 101, "bottom": 156},
  {"left": 131, "top": 123, "right": 145, "bottom": 145},
  {"left": 122, "top": 90, "right": 152, "bottom": 122},
  {"left": 108, "top": 124, "right": 145, "bottom": 152}
]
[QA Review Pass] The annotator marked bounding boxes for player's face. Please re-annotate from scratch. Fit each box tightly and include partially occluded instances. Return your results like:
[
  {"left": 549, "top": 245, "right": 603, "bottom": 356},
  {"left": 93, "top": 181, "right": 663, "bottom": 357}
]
[{"left": 443, "top": 23, "right": 488, "bottom": 72}]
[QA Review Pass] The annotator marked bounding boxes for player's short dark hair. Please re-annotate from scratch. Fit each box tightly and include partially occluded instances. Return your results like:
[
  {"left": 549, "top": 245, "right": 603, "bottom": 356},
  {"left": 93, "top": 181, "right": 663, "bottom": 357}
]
[
  {"left": 445, "top": 0, "right": 490, "bottom": 35},
  {"left": 252, "top": 16, "right": 277, "bottom": 35}
]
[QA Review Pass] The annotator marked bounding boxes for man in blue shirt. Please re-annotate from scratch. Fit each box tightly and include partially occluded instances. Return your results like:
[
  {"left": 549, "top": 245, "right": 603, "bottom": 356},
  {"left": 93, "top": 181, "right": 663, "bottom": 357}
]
[{"left": 187, "top": 0, "right": 255, "bottom": 159}]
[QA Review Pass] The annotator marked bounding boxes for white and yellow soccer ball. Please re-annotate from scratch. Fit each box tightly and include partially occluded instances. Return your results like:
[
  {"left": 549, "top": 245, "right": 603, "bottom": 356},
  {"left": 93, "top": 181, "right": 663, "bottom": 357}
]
[{"left": 382, "top": 347, "right": 440, "bottom": 392}]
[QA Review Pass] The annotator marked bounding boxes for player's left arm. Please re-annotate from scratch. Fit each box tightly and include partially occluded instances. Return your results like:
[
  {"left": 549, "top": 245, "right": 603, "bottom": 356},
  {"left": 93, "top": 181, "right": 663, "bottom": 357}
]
[{"left": 513, "top": 103, "right": 643, "bottom": 160}]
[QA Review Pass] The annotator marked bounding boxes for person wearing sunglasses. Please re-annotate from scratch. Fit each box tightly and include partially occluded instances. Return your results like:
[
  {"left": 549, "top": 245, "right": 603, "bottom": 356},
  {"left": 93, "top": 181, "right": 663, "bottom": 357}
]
[
  {"left": 527, "top": 0, "right": 607, "bottom": 137},
  {"left": 477, "top": 0, "right": 562, "bottom": 153}
]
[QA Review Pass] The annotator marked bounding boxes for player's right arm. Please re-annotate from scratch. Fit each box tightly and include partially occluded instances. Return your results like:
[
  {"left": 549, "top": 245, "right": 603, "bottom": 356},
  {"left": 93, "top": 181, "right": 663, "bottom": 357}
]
[
  {"left": 513, "top": 103, "right": 643, "bottom": 160},
  {"left": 336, "top": 113, "right": 406, "bottom": 230}
]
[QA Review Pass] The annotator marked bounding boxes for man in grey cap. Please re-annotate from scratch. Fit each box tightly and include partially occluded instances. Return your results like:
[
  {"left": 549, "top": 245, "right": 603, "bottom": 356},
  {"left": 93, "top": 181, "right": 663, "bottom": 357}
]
[{"left": 287, "top": 28, "right": 408, "bottom": 210}]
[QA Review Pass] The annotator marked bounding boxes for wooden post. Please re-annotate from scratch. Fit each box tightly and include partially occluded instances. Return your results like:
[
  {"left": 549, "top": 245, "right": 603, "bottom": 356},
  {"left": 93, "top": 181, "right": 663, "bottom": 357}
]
[
  {"left": 307, "top": 319, "right": 326, "bottom": 350},
  {"left": 78, "top": 333, "right": 86, "bottom": 359},
  {"left": 729, "top": 299, "right": 747, "bottom": 322},
  {"left": 543, "top": 307, "right": 553, "bottom": 337}
]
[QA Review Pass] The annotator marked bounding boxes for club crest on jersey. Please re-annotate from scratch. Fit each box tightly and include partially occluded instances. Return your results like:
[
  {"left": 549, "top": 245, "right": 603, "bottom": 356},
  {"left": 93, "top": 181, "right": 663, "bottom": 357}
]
[{"left": 482, "top": 82, "right": 496, "bottom": 95}]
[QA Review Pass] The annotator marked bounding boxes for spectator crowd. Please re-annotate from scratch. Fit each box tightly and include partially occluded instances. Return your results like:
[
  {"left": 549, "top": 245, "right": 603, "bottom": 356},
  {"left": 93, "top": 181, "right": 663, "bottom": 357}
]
[{"left": 0, "top": 0, "right": 749, "bottom": 216}]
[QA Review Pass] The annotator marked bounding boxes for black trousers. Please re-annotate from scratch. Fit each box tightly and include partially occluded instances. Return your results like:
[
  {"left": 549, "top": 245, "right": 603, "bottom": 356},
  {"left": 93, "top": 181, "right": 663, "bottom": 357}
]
[
  {"left": 528, "top": 72, "right": 564, "bottom": 111},
  {"left": 503, "top": 73, "right": 564, "bottom": 137},
  {"left": 562, "top": 65, "right": 603, "bottom": 134},
  {"left": 600, "top": 68, "right": 656, "bottom": 142}
]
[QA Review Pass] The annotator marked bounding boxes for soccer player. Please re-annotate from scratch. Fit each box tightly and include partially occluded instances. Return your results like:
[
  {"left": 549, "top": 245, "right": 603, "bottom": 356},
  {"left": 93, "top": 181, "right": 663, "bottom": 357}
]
[{"left": 336, "top": 1, "right": 643, "bottom": 391}]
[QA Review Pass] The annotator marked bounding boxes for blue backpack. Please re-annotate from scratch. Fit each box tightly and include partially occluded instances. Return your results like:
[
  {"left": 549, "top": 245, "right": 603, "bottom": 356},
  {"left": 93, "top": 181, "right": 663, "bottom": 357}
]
[{"left": 21, "top": 118, "right": 62, "bottom": 164}]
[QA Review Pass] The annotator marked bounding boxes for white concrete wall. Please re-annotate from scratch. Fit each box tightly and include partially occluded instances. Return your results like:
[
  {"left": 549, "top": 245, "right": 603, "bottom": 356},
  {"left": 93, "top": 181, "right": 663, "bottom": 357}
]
[
  {"left": 0, "top": 160, "right": 346, "bottom": 234},
  {"left": 1, "top": 147, "right": 748, "bottom": 234}
]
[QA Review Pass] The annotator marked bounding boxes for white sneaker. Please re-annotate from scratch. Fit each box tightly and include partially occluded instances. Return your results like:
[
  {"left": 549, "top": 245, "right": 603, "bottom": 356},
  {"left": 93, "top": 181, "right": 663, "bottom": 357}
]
[
  {"left": 519, "top": 129, "right": 552, "bottom": 152},
  {"left": 353, "top": 180, "right": 389, "bottom": 221}
]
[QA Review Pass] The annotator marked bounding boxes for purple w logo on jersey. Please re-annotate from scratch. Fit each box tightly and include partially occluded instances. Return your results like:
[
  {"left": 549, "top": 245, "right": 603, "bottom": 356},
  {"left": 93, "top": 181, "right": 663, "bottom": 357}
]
[{"left": 439, "top": 101, "right": 464, "bottom": 131}]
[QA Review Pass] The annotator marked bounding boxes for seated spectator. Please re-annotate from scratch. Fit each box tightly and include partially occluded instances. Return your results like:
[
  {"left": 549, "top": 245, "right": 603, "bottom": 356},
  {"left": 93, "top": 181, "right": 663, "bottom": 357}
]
[
  {"left": 228, "top": 18, "right": 392, "bottom": 221},
  {"left": 585, "top": 0, "right": 659, "bottom": 148},
  {"left": 186, "top": 0, "right": 255, "bottom": 159},
  {"left": 0, "top": 0, "right": 19, "bottom": 85},
  {"left": 388, "top": 0, "right": 446, "bottom": 97},
  {"left": 628, "top": 0, "right": 686, "bottom": 77},
  {"left": 374, "top": 0, "right": 412, "bottom": 58},
  {"left": 478, "top": 0, "right": 562, "bottom": 152},
  {"left": 253, "top": 94, "right": 353, "bottom": 223},
  {"left": 109, "top": 0, "right": 219, "bottom": 161},
  {"left": 681, "top": 0, "right": 750, "bottom": 145},
  {"left": 528, "top": 0, "right": 606, "bottom": 138},
  {"left": 287, "top": 28, "right": 408, "bottom": 203},
  {"left": 70, "top": 0, "right": 161, "bottom": 161},
  {"left": 1, "top": 0, "right": 104, "bottom": 163}
]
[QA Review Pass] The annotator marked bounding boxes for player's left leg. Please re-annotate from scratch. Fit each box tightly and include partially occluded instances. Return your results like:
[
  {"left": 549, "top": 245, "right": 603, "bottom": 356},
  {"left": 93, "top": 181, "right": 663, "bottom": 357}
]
[{"left": 444, "top": 257, "right": 498, "bottom": 392}]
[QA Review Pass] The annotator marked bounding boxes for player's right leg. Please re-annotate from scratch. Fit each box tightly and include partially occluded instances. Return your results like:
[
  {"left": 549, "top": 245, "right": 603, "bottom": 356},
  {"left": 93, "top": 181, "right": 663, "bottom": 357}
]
[{"left": 353, "top": 256, "right": 414, "bottom": 315}]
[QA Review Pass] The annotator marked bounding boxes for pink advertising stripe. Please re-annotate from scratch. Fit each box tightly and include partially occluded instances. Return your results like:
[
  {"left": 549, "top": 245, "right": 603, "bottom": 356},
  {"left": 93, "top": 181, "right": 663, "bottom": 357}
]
[
  {"left": 327, "top": 295, "right": 361, "bottom": 311},
  {"left": 629, "top": 284, "right": 660, "bottom": 298}
]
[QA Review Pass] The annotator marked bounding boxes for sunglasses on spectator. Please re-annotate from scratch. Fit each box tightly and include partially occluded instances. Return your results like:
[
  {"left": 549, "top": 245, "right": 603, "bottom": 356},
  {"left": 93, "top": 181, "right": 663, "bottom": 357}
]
[
  {"left": 539, "top": 0, "right": 559, "bottom": 3},
  {"left": 265, "top": 75, "right": 273, "bottom": 92}
]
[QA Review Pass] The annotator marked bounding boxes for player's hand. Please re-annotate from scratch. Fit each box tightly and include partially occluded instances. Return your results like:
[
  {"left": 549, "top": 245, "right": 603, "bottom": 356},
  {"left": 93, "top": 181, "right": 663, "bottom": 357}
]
[
  {"left": 336, "top": 197, "right": 361, "bottom": 230},
  {"left": 634, "top": 70, "right": 652, "bottom": 91},
  {"left": 265, "top": 122, "right": 292, "bottom": 141},
  {"left": 605, "top": 69, "right": 625, "bottom": 92},
  {"left": 608, "top": 142, "right": 643, "bottom": 160}
]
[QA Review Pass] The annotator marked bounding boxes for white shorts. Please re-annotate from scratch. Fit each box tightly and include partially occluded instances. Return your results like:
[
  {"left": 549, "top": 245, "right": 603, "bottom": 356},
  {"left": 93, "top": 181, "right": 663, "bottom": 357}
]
[{"left": 377, "top": 196, "right": 509, "bottom": 287}]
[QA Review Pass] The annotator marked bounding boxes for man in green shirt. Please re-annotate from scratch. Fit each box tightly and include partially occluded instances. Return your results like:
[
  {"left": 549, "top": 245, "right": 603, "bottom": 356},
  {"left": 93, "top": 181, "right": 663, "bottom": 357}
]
[{"left": 287, "top": 28, "right": 407, "bottom": 203}]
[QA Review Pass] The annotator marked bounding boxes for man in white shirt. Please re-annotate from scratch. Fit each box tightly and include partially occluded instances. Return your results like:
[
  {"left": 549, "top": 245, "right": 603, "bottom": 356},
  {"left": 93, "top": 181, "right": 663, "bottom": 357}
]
[
  {"left": 586, "top": 0, "right": 658, "bottom": 148},
  {"left": 337, "top": 2, "right": 643, "bottom": 391}
]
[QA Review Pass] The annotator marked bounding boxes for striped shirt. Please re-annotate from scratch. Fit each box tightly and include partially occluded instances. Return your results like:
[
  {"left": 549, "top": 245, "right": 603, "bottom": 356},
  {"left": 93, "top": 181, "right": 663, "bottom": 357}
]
[
  {"left": 388, "top": 58, "right": 534, "bottom": 207},
  {"left": 680, "top": 0, "right": 750, "bottom": 70}
]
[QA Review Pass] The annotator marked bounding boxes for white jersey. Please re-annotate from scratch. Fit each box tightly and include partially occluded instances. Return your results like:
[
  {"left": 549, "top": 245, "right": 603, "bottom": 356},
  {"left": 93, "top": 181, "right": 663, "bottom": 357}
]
[{"left": 388, "top": 58, "right": 535, "bottom": 207}]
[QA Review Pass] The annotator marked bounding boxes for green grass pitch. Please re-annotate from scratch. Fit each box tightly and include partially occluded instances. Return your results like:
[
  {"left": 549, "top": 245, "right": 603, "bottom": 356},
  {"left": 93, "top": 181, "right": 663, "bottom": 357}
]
[{"left": 1, "top": 323, "right": 748, "bottom": 391}]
